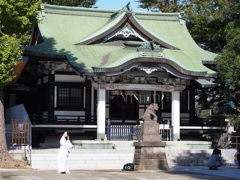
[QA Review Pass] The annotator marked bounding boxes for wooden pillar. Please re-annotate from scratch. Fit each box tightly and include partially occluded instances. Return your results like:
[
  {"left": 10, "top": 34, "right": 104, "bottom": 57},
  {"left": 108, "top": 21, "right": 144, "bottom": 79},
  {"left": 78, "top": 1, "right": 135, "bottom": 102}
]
[
  {"left": 97, "top": 89, "right": 106, "bottom": 139},
  {"left": 171, "top": 91, "right": 180, "bottom": 141}
]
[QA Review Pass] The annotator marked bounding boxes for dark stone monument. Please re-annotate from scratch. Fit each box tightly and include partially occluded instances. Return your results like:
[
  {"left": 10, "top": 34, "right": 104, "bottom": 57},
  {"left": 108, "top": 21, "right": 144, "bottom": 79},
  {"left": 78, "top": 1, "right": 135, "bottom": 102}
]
[{"left": 133, "top": 103, "right": 169, "bottom": 170}]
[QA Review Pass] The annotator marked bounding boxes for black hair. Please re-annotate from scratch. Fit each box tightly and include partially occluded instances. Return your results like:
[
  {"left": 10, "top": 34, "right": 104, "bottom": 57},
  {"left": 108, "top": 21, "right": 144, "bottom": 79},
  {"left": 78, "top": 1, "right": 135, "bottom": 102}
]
[
  {"left": 212, "top": 148, "right": 221, "bottom": 155},
  {"left": 59, "top": 130, "right": 68, "bottom": 140},
  {"left": 238, "top": 147, "right": 240, "bottom": 153}
]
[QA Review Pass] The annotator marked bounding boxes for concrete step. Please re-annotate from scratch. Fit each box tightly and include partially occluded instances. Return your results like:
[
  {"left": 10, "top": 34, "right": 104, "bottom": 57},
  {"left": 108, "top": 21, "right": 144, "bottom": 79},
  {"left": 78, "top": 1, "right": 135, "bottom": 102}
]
[
  {"left": 8, "top": 141, "right": 236, "bottom": 170},
  {"left": 72, "top": 140, "right": 136, "bottom": 150},
  {"left": 30, "top": 148, "right": 134, "bottom": 170},
  {"left": 166, "top": 149, "right": 235, "bottom": 167}
]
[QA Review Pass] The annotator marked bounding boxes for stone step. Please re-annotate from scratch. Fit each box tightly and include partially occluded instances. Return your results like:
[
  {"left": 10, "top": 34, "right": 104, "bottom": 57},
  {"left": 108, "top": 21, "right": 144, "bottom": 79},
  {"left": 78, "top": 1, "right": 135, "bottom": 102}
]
[
  {"left": 30, "top": 149, "right": 134, "bottom": 170},
  {"left": 31, "top": 148, "right": 134, "bottom": 153},
  {"left": 8, "top": 142, "right": 237, "bottom": 169},
  {"left": 72, "top": 140, "right": 135, "bottom": 150}
]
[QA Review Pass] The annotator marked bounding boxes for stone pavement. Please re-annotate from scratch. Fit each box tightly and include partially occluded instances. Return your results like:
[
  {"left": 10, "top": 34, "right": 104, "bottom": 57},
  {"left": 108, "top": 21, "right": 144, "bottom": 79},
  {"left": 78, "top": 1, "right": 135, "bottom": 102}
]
[{"left": 0, "top": 166, "right": 239, "bottom": 180}]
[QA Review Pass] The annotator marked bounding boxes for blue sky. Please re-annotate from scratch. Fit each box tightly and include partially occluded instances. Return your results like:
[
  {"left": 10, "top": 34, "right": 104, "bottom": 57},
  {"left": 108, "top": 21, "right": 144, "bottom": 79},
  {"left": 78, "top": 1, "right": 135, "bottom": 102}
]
[{"left": 95, "top": 0, "right": 146, "bottom": 11}]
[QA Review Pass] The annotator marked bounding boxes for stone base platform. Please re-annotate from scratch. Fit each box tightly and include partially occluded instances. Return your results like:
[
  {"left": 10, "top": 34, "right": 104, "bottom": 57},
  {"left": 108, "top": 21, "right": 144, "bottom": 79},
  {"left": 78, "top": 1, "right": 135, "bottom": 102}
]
[{"left": 133, "top": 142, "right": 169, "bottom": 170}]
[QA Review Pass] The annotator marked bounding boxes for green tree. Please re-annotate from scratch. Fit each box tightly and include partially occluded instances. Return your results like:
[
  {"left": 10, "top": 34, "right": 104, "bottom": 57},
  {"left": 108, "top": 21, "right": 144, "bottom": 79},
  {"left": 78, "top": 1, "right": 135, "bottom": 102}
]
[
  {"left": 215, "top": 2, "right": 240, "bottom": 131},
  {"left": 0, "top": 0, "right": 41, "bottom": 168},
  {"left": 181, "top": 0, "right": 235, "bottom": 53},
  {"left": 137, "top": 0, "right": 181, "bottom": 12},
  {"left": 47, "top": 0, "right": 97, "bottom": 7}
]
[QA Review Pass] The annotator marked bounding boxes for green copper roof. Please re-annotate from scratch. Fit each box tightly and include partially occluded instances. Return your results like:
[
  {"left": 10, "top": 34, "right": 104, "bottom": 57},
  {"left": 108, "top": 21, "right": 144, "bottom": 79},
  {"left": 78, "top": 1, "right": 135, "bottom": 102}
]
[{"left": 25, "top": 4, "right": 217, "bottom": 78}]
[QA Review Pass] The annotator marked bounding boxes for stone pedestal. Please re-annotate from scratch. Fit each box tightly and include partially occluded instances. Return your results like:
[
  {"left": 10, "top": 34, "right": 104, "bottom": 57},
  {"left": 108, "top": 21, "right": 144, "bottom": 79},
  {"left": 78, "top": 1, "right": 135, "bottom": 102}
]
[{"left": 133, "top": 121, "right": 169, "bottom": 170}]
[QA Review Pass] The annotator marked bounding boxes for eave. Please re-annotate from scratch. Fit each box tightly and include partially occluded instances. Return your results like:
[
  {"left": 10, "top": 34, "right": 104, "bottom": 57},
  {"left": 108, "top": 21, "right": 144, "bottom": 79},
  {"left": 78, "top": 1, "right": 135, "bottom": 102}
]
[{"left": 88, "top": 57, "right": 217, "bottom": 78}]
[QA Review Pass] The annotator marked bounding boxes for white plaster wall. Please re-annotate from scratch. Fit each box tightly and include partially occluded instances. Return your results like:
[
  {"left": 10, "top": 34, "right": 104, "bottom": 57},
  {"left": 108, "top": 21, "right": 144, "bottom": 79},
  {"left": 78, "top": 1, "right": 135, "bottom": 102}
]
[
  {"left": 55, "top": 74, "right": 85, "bottom": 82},
  {"left": 54, "top": 111, "right": 85, "bottom": 116}
]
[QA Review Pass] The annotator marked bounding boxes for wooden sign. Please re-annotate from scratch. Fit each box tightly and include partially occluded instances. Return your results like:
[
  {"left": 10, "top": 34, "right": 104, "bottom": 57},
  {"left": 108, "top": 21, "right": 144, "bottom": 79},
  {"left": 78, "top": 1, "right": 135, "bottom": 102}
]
[{"left": 103, "top": 83, "right": 175, "bottom": 91}]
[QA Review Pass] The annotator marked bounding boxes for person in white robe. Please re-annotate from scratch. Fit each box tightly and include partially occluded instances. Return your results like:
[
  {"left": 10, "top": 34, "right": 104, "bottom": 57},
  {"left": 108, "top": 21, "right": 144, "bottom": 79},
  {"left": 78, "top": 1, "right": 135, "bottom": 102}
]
[{"left": 58, "top": 131, "right": 73, "bottom": 174}]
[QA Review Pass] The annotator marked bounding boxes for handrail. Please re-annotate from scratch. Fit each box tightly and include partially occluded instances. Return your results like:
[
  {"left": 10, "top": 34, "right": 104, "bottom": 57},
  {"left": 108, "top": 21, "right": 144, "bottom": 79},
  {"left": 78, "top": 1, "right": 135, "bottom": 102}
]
[{"left": 28, "top": 114, "right": 97, "bottom": 125}]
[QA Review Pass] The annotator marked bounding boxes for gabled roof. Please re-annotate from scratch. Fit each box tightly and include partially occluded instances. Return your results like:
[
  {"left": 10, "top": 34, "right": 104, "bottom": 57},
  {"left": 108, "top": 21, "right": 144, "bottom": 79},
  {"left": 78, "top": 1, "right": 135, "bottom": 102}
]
[{"left": 25, "top": 3, "right": 217, "bottom": 78}]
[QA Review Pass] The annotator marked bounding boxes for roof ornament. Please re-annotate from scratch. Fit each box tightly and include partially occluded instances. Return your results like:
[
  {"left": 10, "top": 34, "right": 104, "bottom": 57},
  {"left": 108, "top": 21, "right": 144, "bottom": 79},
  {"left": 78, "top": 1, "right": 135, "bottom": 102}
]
[
  {"left": 111, "top": 2, "right": 134, "bottom": 19},
  {"left": 178, "top": 12, "right": 184, "bottom": 25},
  {"left": 137, "top": 41, "right": 164, "bottom": 58},
  {"left": 40, "top": 4, "right": 46, "bottom": 18}
]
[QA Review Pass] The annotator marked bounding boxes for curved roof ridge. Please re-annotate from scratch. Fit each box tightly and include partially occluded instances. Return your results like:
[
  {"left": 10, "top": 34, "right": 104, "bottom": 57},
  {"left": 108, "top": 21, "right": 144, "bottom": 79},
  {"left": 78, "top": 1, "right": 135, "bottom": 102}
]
[
  {"left": 135, "top": 11, "right": 182, "bottom": 22},
  {"left": 76, "top": 12, "right": 128, "bottom": 45},
  {"left": 129, "top": 15, "right": 179, "bottom": 50},
  {"left": 76, "top": 13, "right": 180, "bottom": 49},
  {"left": 91, "top": 53, "right": 214, "bottom": 77},
  {"left": 42, "top": 4, "right": 115, "bottom": 13}
]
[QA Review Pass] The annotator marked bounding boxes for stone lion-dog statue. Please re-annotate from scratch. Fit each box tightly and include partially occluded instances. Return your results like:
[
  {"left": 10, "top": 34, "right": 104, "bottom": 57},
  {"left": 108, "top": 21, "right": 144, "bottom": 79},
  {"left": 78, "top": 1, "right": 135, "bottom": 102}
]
[{"left": 142, "top": 103, "right": 159, "bottom": 121}]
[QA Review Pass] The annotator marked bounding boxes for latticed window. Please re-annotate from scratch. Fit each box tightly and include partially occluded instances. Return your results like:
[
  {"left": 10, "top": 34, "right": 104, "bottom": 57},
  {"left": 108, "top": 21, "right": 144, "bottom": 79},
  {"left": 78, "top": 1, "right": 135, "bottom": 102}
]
[
  {"left": 180, "top": 90, "right": 188, "bottom": 112},
  {"left": 57, "top": 86, "right": 83, "bottom": 109},
  {"left": 59, "top": 88, "right": 70, "bottom": 106}
]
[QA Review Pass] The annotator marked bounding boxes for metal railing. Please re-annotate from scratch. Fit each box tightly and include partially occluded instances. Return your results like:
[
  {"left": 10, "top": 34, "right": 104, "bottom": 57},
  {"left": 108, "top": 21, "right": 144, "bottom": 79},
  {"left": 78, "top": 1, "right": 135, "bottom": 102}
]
[
  {"left": 229, "top": 136, "right": 240, "bottom": 148},
  {"left": 107, "top": 124, "right": 141, "bottom": 141},
  {"left": 106, "top": 124, "right": 173, "bottom": 141}
]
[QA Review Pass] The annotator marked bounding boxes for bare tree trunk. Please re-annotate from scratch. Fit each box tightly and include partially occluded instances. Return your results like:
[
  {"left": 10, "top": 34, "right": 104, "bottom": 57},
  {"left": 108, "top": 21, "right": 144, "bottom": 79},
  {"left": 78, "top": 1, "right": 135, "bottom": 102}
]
[{"left": 0, "top": 89, "right": 25, "bottom": 168}]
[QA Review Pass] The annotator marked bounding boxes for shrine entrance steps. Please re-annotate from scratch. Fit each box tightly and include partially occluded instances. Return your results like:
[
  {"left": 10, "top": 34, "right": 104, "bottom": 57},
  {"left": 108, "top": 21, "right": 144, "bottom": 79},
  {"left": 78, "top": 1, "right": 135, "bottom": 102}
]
[
  {"left": 30, "top": 148, "right": 134, "bottom": 170},
  {"left": 8, "top": 141, "right": 236, "bottom": 170}
]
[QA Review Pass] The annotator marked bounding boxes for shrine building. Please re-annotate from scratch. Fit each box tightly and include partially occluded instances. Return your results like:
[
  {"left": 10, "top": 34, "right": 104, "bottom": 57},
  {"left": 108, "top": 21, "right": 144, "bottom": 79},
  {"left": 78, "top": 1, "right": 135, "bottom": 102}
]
[{"left": 5, "top": 3, "right": 221, "bottom": 146}]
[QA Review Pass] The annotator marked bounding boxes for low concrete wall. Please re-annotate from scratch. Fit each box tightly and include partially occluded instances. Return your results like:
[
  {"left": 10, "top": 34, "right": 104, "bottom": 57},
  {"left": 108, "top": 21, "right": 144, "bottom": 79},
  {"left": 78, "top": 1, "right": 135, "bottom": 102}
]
[{"left": 166, "top": 141, "right": 212, "bottom": 149}]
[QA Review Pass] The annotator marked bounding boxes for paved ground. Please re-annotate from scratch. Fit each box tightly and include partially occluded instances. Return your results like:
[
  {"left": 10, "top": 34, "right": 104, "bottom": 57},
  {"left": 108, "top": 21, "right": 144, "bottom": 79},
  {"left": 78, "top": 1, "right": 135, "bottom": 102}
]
[{"left": 0, "top": 166, "right": 239, "bottom": 180}]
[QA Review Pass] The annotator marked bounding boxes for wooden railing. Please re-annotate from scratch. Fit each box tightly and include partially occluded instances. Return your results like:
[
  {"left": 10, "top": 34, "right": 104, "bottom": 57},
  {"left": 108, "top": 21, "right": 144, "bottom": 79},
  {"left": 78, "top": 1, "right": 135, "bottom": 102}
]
[
  {"left": 28, "top": 114, "right": 225, "bottom": 127},
  {"left": 161, "top": 116, "right": 226, "bottom": 126},
  {"left": 28, "top": 114, "right": 97, "bottom": 125}
]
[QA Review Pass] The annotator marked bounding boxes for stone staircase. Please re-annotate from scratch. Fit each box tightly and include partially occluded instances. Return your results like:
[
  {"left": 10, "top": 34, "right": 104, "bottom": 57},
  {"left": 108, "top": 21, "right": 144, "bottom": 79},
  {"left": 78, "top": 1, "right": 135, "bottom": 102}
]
[
  {"left": 166, "top": 149, "right": 235, "bottom": 167},
  {"left": 72, "top": 140, "right": 135, "bottom": 150},
  {"left": 30, "top": 148, "right": 134, "bottom": 170},
  {"left": 8, "top": 141, "right": 236, "bottom": 170},
  {"left": 165, "top": 141, "right": 236, "bottom": 168}
]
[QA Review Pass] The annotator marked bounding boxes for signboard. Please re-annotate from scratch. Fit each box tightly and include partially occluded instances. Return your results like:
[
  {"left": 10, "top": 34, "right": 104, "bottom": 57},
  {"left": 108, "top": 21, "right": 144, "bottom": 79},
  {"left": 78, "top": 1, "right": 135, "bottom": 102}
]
[{"left": 103, "top": 83, "right": 175, "bottom": 91}]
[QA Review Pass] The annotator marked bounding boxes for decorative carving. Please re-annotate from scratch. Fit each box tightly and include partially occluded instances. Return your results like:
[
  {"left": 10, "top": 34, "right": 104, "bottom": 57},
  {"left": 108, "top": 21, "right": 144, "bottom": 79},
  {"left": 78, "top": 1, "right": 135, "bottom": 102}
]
[
  {"left": 138, "top": 67, "right": 160, "bottom": 74},
  {"left": 111, "top": 2, "right": 133, "bottom": 18},
  {"left": 115, "top": 27, "right": 136, "bottom": 38},
  {"left": 103, "top": 23, "right": 147, "bottom": 42},
  {"left": 137, "top": 41, "right": 164, "bottom": 58},
  {"left": 105, "top": 83, "right": 129, "bottom": 90},
  {"left": 141, "top": 103, "right": 159, "bottom": 121},
  {"left": 138, "top": 41, "right": 162, "bottom": 51}
]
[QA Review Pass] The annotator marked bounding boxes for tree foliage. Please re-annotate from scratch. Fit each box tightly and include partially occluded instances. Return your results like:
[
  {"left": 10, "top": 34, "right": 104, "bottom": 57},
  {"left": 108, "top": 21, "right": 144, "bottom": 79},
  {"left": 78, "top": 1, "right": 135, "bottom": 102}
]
[
  {"left": 181, "top": 0, "right": 233, "bottom": 53},
  {"left": 47, "top": 0, "right": 97, "bottom": 7},
  {"left": 215, "top": 2, "right": 240, "bottom": 131},
  {"left": 137, "top": 0, "right": 181, "bottom": 12},
  {"left": 0, "top": 34, "right": 21, "bottom": 87},
  {"left": 0, "top": 0, "right": 42, "bottom": 88}
]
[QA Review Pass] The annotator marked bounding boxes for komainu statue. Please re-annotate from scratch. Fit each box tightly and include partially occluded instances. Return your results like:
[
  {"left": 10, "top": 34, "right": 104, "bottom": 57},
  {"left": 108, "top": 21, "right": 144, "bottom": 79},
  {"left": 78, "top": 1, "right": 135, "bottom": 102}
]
[{"left": 142, "top": 103, "right": 159, "bottom": 121}]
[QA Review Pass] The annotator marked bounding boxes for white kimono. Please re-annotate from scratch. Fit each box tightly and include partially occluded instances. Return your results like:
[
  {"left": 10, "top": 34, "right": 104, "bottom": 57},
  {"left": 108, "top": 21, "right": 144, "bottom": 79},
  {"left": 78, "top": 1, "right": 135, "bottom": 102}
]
[{"left": 58, "top": 136, "right": 73, "bottom": 173}]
